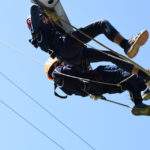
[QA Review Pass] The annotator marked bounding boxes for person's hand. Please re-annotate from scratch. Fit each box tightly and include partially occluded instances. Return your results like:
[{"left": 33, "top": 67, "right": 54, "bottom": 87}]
[
  {"left": 88, "top": 94, "right": 100, "bottom": 101},
  {"left": 40, "top": 14, "right": 52, "bottom": 24}
]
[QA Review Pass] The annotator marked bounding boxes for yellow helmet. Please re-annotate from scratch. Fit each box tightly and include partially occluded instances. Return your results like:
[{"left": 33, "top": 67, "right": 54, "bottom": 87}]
[{"left": 44, "top": 57, "right": 58, "bottom": 80}]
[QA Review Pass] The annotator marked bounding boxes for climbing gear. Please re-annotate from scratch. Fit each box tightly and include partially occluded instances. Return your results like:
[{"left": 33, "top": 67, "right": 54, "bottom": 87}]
[{"left": 54, "top": 84, "right": 67, "bottom": 99}]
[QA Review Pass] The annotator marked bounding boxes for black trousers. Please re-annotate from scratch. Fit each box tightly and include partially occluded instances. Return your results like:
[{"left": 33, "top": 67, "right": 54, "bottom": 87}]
[
  {"left": 65, "top": 20, "right": 134, "bottom": 74},
  {"left": 89, "top": 65, "right": 146, "bottom": 105}
]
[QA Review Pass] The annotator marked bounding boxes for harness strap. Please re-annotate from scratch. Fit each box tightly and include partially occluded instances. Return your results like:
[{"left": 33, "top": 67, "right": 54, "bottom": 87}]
[
  {"left": 48, "top": 49, "right": 56, "bottom": 58},
  {"left": 54, "top": 69, "right": 122, "bottom": 87},
  {"left": 54, "top": 84, "right": 67, "bottom": 99}
]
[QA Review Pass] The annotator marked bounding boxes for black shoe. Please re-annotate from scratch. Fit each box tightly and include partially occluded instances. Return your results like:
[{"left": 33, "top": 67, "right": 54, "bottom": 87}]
[
  {"left": 142, "top": 87, "right": 150, "bottom": 100},
  {"left": 132, "top": 103, "right": 150, "bottom": 116}
]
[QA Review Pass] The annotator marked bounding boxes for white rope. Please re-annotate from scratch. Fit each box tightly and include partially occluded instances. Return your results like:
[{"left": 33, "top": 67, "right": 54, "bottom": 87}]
[
  {"left": 0, "top": 98, "right": 66, "bottom": 150},
  {"left": 0, "top": 40, "right": 43, "bottom": 66},
  {"left": 0, "top": 71, "right": 95, "bottom": 150}
]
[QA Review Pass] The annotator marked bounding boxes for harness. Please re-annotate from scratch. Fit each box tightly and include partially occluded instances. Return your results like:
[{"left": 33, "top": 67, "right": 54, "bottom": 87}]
[
  {"left": 53, "top": 68, "right": 131, "bottom": 99},
  {"left": 54, "top": 83, "right": 67, "bottom": 99}
]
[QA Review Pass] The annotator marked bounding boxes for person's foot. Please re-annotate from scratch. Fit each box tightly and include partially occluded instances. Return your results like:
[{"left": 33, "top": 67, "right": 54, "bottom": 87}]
[
  {"left": 125, "top": 30, "right": 149, "bottom": 58},
  {"left": 132, "top": 103, "right": 150, "bottom": 116},
  {"left": 142, "top": 87, "right": 150, "bottom": 100}
]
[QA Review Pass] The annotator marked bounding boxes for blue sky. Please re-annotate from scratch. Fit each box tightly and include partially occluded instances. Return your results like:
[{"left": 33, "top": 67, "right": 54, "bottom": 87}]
[{"left": 0, "top": 0, "right": 150, "bottom": 150}]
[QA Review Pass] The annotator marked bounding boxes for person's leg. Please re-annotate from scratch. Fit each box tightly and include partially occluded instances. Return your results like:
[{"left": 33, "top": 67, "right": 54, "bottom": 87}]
[
  {"left": 122, "top": 75, "right": 146, "bottom": 105},
  {"left": 120, "top": 74, "right": 150, "bottom": 116},
  {"left": 84, "top": 48, "right": 150, "bottom": 82},
  {"left": 72, "top": 19, "right": 119, "bottom": 43},
  {"left": 92, "top": 65, "right": 130, "bottom": 94},
  {"left": 72, "top": 19, "right": 149, "bottom": 58},
  {"left": 30, "top": 5, "right": 43, "bottom": 35},
  {"left": 84, "top": 48, "right": 134, "bottom": 73},
  {"left": 131, "top": 66, "right": 150, "bottom": 84},
  {"left": 93, "top": 65, "right": 150, "bottom": 116},
  {"left": 93, "top": 65, "right": 145, "bottom": 95},
  {"left": 86, "top": 65, "right": 128, "bottom": 97}
]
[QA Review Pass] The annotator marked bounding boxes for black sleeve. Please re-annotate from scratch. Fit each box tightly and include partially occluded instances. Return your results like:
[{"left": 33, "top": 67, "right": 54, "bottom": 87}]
[{"left": 52, "top": 66, "right": 88, "bottom": 97}]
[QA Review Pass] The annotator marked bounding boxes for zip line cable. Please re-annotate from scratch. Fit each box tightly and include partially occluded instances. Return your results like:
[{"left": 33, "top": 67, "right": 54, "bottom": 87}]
[
  {"left": 0, "top": 40, "right": 43, "bottom": 66},
  {"left": 0, "top": 72, "right": 96, "bottom": 150},
  {"left": 0, "top": 98, "right": 66, "bottom": 150}
]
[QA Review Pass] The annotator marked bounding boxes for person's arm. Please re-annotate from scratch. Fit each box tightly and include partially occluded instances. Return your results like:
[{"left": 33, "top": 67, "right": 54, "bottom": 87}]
[
  {"left": 30, "top": 5, "right": 44, "bottom": 35},
  {"left": 52, "top": 66, "right": 88, "bottom": 97}
]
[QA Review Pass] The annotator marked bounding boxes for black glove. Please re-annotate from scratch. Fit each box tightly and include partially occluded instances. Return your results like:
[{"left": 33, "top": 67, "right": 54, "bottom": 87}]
[{"left": 29, "top": 38, "right": 38, "bottom": 48}]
